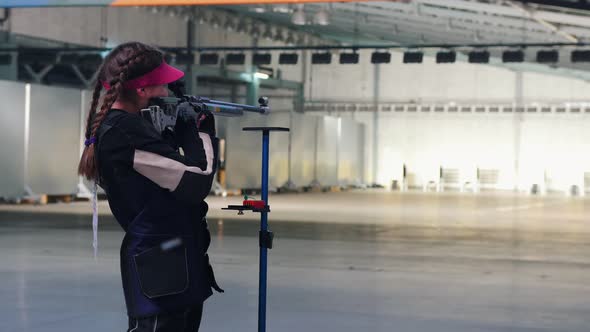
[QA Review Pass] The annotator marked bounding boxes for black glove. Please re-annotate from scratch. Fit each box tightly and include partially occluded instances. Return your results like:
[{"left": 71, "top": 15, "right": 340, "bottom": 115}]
[
  {"left": 175, "top": 102, "right": 198, "bottom": 130},
  {"left": 173, "top": 102, "right": 199, "bottom": 147},
  {"left": 196, "top": 110, "right": 216, "bottom": 136},
  {"left": 161, "top": 127, "right": 179, "bottom": 150}
]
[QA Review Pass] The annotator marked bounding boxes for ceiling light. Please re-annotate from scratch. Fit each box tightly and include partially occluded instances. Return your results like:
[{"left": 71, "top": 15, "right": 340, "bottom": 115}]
[
  {"left": 403, "top": 51, "right": 423, "bottom": 64},
  {"left": 537, "top": 49, "right": 559, "bottom": 63},
  {"left": 226, "top": 53, "right": 245, "bottom": 65},
  {"left": 236, "top": 19, "right": 248, "bottom": 34},
  {"left": 262, "top": 25, "right": 273, "bottom": 40},
  {"left": 313, "top": 7, "right": 329, "bottom": 25},
  {"left": 200, "top": 53, "right": 219, "bottom": 65},
  {"left": 292, "top": 4, "right": 306, "bottom": 25},
  {"left": 274, "top": 29, "right": 285, "bottom": 42},
  {"left": 196, "top": 11, "right": 206, "bottom": 25},
  {"left": 252, "top": 6, "right": 267, "bottom": 13},
  {"left": 285, "top": 31, "right": 296, "bottom": 45},
  {"left": 253, "top": 53, "right": 272, "bottom": 65},
  {"left": 273, "top": 4, "right": 291, "bottom": 13},
  {"left": 224, "top": 18, "right": 236, "bottom": 31},
  {"left": 254, "top": 72, "right": 269, "bottom": 79},
  {"left": 210, "top": 15, "right": 221, "bottom": 29},
  {"left": 502, "top": 50, "right": 524, "bottom": 63},
  {"left": 296, "top": 34, "right": 305, "bottom": 45},
  {"left": 250, "top": 24, "right": 261, "bottom": 38},
  {"left": 371, "top": 52, "right": 391, "bottom": 64},
  {"left": 468, "top": 50, "right": 489, "bottom": 63},
  {"left": 436, "top": 50, "right": 456, "bottom": 63},
  {"left": 571, "top": 50, "right": 590, "bottom": 62},
  {"left": 339, "top": 53, "right": 359, "bottom": 64},
  {"left": 311, "top": 53, "right": 331, "bottom": 64},
  {"left": 279, "top": 53, "right": 298, "bottom": 65}
]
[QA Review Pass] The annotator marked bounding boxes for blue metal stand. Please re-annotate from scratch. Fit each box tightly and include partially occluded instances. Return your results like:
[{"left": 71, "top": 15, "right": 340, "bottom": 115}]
[{"left": 223, "top": 126, "right": 289, "bottom": 332}]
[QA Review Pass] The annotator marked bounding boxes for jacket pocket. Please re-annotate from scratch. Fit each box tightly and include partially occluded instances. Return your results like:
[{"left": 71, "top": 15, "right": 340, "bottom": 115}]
[{"left": 133, "top": 238, "right": 189, "bottom": 299}]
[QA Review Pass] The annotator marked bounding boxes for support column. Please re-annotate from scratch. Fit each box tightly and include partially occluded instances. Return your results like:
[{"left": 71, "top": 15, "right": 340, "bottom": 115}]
[
  {"left": 247, "top": 79, "right": 259, "bottom": 106},
  {"left": 281, "top": 109, "right": 296, "bottom": 190},
  {"left": 185, "top": 11, "right": 196, "bottom": 94},
  {"left": 297, "top": 48, "right": 307, "bottom": 113},
  {"left": 310, "top": 117, "right": 321, "bottom": 188},
  {"left": 372, "top": 64, "right": 380, "bottom": 185},
  {"left": 0, "top": 34, "right": 17, "bottom": 80},
  {"left": 336, "top": 117, "right": 342, "bottom": 186},
  {"left": 247, "top": 37, "right": 260, "bottom": 105},
  {"left": 514, "top": 70, "right": 524, "bottom": 192}
]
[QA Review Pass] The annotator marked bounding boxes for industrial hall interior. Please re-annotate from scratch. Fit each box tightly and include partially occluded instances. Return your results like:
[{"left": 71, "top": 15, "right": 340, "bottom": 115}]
[{"left": 1, "top": 0, "right": 590, "bottom": 331}]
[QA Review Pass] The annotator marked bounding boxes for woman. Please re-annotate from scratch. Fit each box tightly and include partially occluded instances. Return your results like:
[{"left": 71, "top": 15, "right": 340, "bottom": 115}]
[{"left": 78, "top": 41, "right": 222, "bottom": 332}]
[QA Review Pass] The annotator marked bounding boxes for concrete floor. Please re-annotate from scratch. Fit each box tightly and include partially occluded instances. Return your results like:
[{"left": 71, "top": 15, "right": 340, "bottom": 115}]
[{"left": 1, "top": 190, "right": 590, "bottom": 332}]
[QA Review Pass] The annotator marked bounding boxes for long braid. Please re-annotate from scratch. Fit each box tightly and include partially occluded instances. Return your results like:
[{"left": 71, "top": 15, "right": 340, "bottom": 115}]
[
  {"left": 91, "top": 72, "right": 126, "bottom": 138},
  {"left": 80, "top": 71, "right": 127, "bottom": 181},
  {"left": 78, "top": 77, "right": 105, "bottom": 179},
  {"left": 84, "top": 79, "right": 104, "bottom": 139}
]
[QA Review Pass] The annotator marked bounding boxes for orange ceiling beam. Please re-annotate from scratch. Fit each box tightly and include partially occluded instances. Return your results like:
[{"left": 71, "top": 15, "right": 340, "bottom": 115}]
[{"left": 112, "top": 0, "right": 379, "bottom": 6}]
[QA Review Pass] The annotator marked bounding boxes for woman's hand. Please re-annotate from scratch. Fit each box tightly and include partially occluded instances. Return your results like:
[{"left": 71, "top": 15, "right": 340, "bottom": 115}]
[
  {"left": 196, "top": 110, "right": 216, "bottom": 136},
  {"left": 175, "top": 102, "right": 198, "bottom": 127}
]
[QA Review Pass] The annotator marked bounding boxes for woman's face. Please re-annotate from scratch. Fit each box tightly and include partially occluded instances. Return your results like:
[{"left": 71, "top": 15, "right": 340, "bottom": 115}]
[{"left": 136, "top": 84, "right": 169, "bottom": 109}]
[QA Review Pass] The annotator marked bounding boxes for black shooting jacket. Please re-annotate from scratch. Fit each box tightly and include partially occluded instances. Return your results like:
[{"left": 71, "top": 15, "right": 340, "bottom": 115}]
[{"left": 96, "top": 108, "right": 219, "bottom": 318}]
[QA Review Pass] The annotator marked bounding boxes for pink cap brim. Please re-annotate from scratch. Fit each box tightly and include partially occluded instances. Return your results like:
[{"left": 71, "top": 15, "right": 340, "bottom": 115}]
[{"left": 102, "top": 60, "right": 185, "bottom": 90}]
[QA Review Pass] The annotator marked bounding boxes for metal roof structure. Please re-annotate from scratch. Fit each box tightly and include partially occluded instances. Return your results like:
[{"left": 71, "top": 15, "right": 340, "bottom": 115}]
[
  {"left": 207, "top": 1, "right": 590, "bottom": 79},
  {"left": 214, "top": 1, "right": 590, "bottom": 45}
]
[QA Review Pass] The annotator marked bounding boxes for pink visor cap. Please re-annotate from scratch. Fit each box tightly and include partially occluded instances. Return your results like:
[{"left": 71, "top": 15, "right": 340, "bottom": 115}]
[{"left": 102, "top": 60, "right": 184, "bottom": 90}]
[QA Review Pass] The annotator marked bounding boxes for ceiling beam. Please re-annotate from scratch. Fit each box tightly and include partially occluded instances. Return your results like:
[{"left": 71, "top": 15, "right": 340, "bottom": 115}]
[
  {"left": 324, "top": 3, "right": 563, "bottom": 43},
  {"left": 112, "top": 0, "right": 379, "bottom": 5},
  {"left": 504, "top": 0, "right": 578, "bottom": 42},
  {"left": 218, "top": 2, "right": 590, "bottom": 44},
  {"left": 0, "top": 0, "right": 385, "bottom": 7},
  {"left": 371, "top": 2, "right": 549, "bottom": 34},
  {"left": 511, "top": 0, "right": 590, "bottom": 11},
  {"left": 417, "top": 0, "right": 590, "bottom": 29}
]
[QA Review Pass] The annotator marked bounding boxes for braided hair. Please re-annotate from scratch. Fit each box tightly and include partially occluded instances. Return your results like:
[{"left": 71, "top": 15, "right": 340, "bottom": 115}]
[{"left": 78, "top": 42, "right": 164, "bottom": 181}]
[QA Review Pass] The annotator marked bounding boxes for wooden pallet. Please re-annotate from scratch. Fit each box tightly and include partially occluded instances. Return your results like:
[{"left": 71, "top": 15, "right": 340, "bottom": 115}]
[{"left": 3, "top": 193, "right": 108, "bottom": 205}]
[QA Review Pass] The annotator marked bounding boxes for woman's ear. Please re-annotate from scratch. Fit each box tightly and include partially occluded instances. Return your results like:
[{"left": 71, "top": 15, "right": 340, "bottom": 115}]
[{"left": 136, "top": 88, "right": 147, "bottom": 97}]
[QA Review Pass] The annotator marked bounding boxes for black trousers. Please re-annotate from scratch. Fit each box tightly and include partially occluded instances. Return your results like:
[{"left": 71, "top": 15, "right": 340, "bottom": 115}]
[{"left": 126, "top": 304, "right": 203, "bottom": 332}]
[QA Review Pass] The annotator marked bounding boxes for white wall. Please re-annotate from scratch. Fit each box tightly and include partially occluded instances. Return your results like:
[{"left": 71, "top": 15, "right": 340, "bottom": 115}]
[
  {"left": 307, "top": 49, "right": 590, "bottom": 189},
  {"left": 0, "top": 80, "right": 83, "bottom": 198},
  {"left": 0, "top": 80, "right": 26, "bottom": 198},
  {"left": 325, "top": 109, "right": 590, "bottom": 194},
  {"left": 305, "top": 50, "right": 590, "bottom": 104},
  {"left": 224, "top": 112, "right": 364, "bottom": 190}
]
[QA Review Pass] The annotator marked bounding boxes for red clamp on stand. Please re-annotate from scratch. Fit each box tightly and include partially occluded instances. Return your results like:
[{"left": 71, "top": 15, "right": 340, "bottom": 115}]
[
  {"left": 244, "top": 199, "right": 266, "bottom": 210},
  {"left": 223, "top": 197, "right": 271, "bottom": 215}
]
